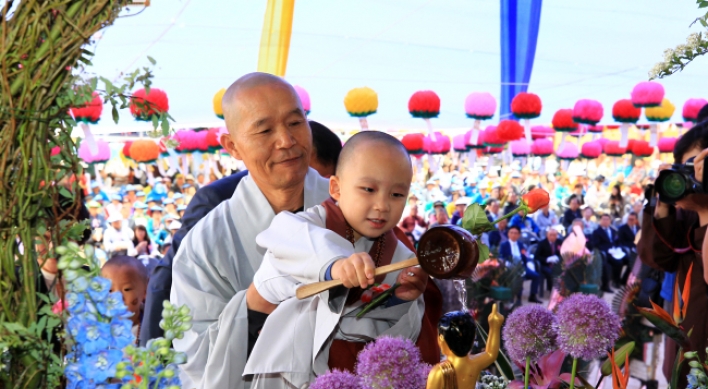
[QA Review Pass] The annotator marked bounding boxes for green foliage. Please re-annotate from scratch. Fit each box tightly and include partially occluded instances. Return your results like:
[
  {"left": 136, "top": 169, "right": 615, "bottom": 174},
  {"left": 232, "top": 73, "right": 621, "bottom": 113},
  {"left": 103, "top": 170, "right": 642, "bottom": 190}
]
[
  {"left": 462, "top": 203, "right": 495, "bottom": 235},
  {"left": 649, "top": 1, "right": 708, "bottom": 79}
]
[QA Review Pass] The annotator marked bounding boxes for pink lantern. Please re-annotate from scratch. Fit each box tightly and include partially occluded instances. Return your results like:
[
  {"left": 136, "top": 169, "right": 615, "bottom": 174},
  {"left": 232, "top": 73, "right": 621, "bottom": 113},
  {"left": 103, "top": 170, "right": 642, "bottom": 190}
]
[
  {"left": 596, "top": 137, "right": 610, "bottom": 149},
  {"left": 556, "top": 142, "right": 579, "bottom": 161},
  {"left": 465, "top": 92, "right": 496, "bottom": 144},
  {"left": 423, "top": 132, "right": 450, "bottom": 155},
  {"left": 510, "top": 139, "right": 530, "bottom": 157},
  {"left": 580, "top": 141, "right": 602, "bottom": 159},
  {"left": 588, "top": 124, "right": 604, "bottom": 133},
  {"left": 531, "top": 125, "right": 554, "bottom": 140},
  {"left": 531, "top": 138, "right": 554, "bottom": 157},
  {"left": 572, "top": 99, "right": 603, "bottom": 125},
  {"left": 466, "top": 129, "right": 485, "bottom": 149},
  {"left": 78, "top": 139, "right": 111, "bottom": 164},
  {"left": 658, "top": 137, "right": 677, "bottom": 154},
  {"left": 294, "top": 85, "right": 311, "bottom": 115},
  {"left": 631, "top": 81, "right": 665, "bottom": 108},
  {"left": 683, "top": 98, "right": 708, "bottom": 123},
  {"left": 453, "top": 134, "right": 468, "bottom": 152}
]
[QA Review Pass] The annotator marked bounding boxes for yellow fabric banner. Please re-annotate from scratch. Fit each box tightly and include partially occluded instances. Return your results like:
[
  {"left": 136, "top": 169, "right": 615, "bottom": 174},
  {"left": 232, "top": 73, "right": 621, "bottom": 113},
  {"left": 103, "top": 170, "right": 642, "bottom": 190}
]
[{"left": 257, "top": 0, "right": 295, "bottom": 77}]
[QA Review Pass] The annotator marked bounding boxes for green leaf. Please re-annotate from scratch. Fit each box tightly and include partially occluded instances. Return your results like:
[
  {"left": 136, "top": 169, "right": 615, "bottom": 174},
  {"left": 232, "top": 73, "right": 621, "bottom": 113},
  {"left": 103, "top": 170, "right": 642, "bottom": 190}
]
[
  {"left": 58, "top": 186, "right": 73, "bottom": 200},
  {"left": 601, "top": 341, "right": 635, "bottom": 376},
  {"left": 637, "top": 308, "right": 691, "bottom": 349},
  {"left": 151, "top": 114, "right": 159, "bottom": 129},
  {"left": 161, "top": 117, "right": 170, "bottom": 135},
  {"left": 147, "top": 56, "right": 156, "bottom": 65},
  {"left": 478, "top": 242, "right": 490, "bottom": 263},
  {"left": 462, "top": 204, "right": 495, "bottom": 235},
  {"left": 671, "top": 347, "right": 684, "bottom": 389},
  {"left": 112, "top": 105, "right": 119, "bottom": 124}
]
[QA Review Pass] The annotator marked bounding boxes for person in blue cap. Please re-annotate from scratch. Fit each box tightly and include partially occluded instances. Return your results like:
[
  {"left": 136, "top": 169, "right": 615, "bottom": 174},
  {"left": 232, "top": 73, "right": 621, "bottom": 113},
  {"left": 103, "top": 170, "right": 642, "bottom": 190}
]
[
  {"left": 173, "top": 192, "right": 185, "bottom": 207},
  {"left": 176, "top": 204, "right": 187, "bottom": 219},
  {"left": 106, "top": 193, "right": 123, "bottom": 218},
  {"left": 91, "top": 181, "right": 110, "bottom": 202},
  {"left": 125, "top": 184, "right": 138, "bottom": 204},
  {"left": 136, "top": 191, "right": 146, "bottom": 203},
  {"left": 147, "top": 206, "right": 168, "bottom": 245},
  {"left": 162, "top": 197, "right": 177, "bottom": 215},
  {"left": 132, "top": 202, "right": 149, "bottom": 228}
]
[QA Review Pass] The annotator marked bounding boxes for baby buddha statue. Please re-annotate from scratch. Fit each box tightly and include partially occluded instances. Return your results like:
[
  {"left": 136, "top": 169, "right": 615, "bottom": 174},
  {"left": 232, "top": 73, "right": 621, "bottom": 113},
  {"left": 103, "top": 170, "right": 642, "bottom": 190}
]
[{"left": 426, "top": 304, "right": 505, "bottom": 389}]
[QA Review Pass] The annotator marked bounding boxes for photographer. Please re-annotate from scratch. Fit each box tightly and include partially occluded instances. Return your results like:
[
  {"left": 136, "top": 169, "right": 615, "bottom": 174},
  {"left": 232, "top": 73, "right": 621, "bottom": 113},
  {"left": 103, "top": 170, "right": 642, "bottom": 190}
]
[
  {"left": 693, "top": 146, "right": 708, "bottom": 285},
  {"left": 637, "top": 122, "right": 708, "bottom": 386}
]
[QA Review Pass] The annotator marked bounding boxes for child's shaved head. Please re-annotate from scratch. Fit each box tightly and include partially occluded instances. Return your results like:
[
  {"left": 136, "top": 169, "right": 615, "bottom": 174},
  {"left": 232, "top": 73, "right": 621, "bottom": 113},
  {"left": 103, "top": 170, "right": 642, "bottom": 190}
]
[
  {"left": 336, "top": 131, "right": 411, "bottom": 178},
  {"left": 101, "top": 255, "right": 149, "bottom": 325}
]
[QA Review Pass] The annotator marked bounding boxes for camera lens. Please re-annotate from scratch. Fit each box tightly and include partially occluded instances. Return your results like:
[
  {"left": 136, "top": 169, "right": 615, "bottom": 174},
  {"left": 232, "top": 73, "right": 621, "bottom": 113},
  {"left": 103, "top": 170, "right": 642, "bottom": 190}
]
[{"left": 660, "top": 172, "right": 686, "bottom": 199}]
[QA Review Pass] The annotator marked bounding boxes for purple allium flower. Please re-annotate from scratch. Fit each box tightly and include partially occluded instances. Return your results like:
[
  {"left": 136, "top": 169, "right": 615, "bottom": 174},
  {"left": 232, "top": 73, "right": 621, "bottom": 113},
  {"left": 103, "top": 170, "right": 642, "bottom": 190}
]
[
  {"left": 311, "top": 369, "right": 361, "bottom": 389},
  {"left": 356, "top": 336, "right": 430, "bottom": 389},
  {"left": 555, "top": 293, "right": 621, "bottom": 360},
  {"left": 502, "top": 305, "right": 558, "bottom": 363}
]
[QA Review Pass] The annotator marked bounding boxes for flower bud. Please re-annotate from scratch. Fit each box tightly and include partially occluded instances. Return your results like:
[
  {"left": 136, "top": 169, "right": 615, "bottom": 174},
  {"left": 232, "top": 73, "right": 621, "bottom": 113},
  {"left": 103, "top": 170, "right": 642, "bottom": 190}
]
[
  {"left": 162, "top": 368, "right": 175, "bottom": 378},
  {"left": 181, "top": 322, "right": 193, "bottom": 331},
  {"left": 685, "top": 351, "right": 699, "bottom": 359},
  {"left": 67, "top": 241, "right": 79, "bottom": 250},
  {"left": 689, "top": 360, "right": 703, "bottom": 368},
  {"left": 165, "top": 330, "right": 176, "bottom": 340},
  {"left": 157, "top": 347, "right": 170, "bottom": 356},
  {"left": 55, "top": 246, "right": 68, "bottom": 255},
  {"left": 69, "top": 259, "right": 82, "bottom": 270},
  {"left": 173, "top": 352, "right": 187, "bottom": 364},
  {"left": 178, "top": 305, "right": 190, "bottom": 316}
]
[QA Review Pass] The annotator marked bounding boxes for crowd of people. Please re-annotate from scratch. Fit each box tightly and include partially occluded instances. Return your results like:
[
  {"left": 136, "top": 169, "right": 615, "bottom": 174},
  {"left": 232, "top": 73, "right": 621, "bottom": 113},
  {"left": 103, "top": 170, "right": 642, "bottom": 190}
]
[{"left": 35, "top": 73, "right": 708, "bottom": 387}]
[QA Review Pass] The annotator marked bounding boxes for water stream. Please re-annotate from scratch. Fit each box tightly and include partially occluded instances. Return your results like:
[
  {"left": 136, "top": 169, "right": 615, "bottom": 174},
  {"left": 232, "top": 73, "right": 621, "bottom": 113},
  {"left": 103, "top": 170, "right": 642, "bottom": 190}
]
[{"left": 454, "top": 279, "right": 467, "bottom": 312}]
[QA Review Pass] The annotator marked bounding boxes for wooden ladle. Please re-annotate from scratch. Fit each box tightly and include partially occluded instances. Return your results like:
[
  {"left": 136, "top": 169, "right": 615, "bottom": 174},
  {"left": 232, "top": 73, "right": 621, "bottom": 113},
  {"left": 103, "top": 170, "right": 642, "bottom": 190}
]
[{"left": 296, "top": 225, "right": 479, "bottom": 299}]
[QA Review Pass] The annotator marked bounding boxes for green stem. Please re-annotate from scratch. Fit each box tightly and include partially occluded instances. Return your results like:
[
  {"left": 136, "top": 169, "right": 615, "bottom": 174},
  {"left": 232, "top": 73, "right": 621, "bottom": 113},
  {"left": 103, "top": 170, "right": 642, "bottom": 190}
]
[
  {"left": 569, "top": 358, "right": 578, "bottom": 389},
  {"left": 356, "top": 283, "right": 401, "bottom": 318},
  {"left": 524, "top": 356, "right": 530, "bottom": 389},
  {"left": 492, "top": 205, "right": 528, "bottom": 226}
]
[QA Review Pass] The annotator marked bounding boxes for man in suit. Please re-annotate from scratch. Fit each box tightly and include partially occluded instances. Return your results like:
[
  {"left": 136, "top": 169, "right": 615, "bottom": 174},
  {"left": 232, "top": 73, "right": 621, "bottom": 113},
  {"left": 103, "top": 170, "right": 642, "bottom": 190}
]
[
  {"left": 617, "top": 211, "right": 640, "bottom": 284},
  {"left": 562, "top": 196, "right": 582, "bottom": 231},
  {"left": 591, "top": 213, "right": 622, "bottom": 292},
  {"left": 500, "top": 226, "right": 541, "bottom": 303},
  {"left": 534, "top": 228, "right": 563, "bottom": 297},
  {"left": 488, "top": 218, "right": 508, "bottom": 252},
  {"left": 140, "top": 120, "right": 343, "bottom": 345}
]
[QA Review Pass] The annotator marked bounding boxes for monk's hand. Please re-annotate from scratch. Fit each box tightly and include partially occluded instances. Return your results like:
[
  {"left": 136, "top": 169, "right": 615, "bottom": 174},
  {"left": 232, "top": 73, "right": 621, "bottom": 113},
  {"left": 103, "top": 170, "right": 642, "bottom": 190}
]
[
  {"left": 331, "top": 253, "right": 376, "bottom": 289},
  {"left": 394, "top": 266, "right": 428, "bottom": 301},
  {"left": 487, "top": 303, "right": 505, "bottom": 328}
]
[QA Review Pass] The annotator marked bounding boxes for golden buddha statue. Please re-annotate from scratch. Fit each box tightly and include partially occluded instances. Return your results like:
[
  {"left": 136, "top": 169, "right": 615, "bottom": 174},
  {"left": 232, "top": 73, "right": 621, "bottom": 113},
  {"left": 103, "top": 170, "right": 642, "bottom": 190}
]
[{"left": 426, "top": 304, "right": 505, "bottom": 389}]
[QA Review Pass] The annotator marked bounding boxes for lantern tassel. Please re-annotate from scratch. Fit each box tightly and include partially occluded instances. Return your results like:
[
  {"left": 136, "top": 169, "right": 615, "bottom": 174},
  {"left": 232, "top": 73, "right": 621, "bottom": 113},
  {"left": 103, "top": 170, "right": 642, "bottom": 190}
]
[
  {"left": 80, "top": 123, "right": 99, "bottom": 156},
  {"left": 358, "top": 117, "right": 369, "bottom": 131},
  {"left": 619, "top": 123, "right": 630, "bottom": 148},
  {"left": 468, "top": 150, "right": 477, "bottom": 169},
  {"left": 539, "top": 157, "right": 546, "bottom": 175},
  {"left": 93, "top": 164, "right": 103, "bottom": 187},
  {"left": 562, "top": 160, "right": 569, "bottom": 171},
  {"left": 560, "top": 132, "right": 567, "bottom": 146},
  {"left": 650, "top": 123, "right": 658, "bottom": 147},
  {"left": 524, "top": 119, "right": 532, "bottom": 143},
  {"left": 424, "top": 118, "right": 436, "bottom": 141},
  {"left": 181, "top": 154, "right": 189, "bottom": 175}
]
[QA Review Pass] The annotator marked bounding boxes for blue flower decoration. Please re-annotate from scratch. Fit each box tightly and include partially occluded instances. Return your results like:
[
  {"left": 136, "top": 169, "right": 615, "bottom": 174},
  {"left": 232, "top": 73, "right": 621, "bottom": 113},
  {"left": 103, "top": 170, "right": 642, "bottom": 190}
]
[
  {"left": 99, "top": 291, "right": 129, "bottom": 318},
  {"left": 79, "top": 317, "right": 111, "bottom": 355},
  {"left": 110, "top": 318, "right": 135, "bottom": 349},
  {"left": 69, "top": 276, "right": 89, "bottom": 293},
  {"left": 65, "top": 362, "right": 86, "bottom": 389},
  {"left": 65, "top": 292, "right": 86, "bottom": 315},
  {"left": 85, "top": 349, "right": 124, "bottom": 383},
  {"left": 88, "top": 276, "right": 112, "bottom": 302}
]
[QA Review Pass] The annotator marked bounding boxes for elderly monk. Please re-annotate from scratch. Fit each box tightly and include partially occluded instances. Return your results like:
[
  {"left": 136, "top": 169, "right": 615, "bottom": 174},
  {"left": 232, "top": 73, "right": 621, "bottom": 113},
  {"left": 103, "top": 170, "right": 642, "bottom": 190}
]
[{"left": 170, "top": 73, "right": 442, "bottom": 389}]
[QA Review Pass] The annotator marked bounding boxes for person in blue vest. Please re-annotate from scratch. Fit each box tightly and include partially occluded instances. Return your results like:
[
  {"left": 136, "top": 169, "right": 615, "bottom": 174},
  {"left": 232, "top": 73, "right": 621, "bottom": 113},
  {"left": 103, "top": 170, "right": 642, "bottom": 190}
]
[{"left": 139, "top": 120, "right": 344, "bottom": 345}]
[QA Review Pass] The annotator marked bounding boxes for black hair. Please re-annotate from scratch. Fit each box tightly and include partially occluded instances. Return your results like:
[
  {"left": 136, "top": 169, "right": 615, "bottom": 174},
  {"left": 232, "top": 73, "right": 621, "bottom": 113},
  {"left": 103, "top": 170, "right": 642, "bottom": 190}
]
[
  {"left": 628, "top": 212, "right": 638, "bottom": 218},
  {"left": 310, "top": 120, "right": 342, "bottom": 170},
  {"left": 438, "top": 311, "right": 477, "bottom": 357},
  {"left": 674, "top": 121, "right": 708, "bottom": 163},
  {"left": 601, "top": 213, "right": 611, "bottom": 219},
  {"left": 697, "top": 103, "right": 708, "bottom": 123},
  {"left": 132, "top": 224, "right": 152, "bottom": 247},
  {"left": 508, "top": 225, "right": 521, "bottom": 233}
]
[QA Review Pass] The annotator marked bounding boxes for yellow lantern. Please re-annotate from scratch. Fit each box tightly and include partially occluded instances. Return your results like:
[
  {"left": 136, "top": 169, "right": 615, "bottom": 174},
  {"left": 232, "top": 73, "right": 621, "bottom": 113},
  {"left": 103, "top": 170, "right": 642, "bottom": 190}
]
[
  {"left": 344, "top": 87, "right": 378, "bottom": 130},
  {"left": 213, "top": 88, "right": 226, "bottom": 119},
  {"left": 645, "top": 98, "right": 675, "bottom": 147}
]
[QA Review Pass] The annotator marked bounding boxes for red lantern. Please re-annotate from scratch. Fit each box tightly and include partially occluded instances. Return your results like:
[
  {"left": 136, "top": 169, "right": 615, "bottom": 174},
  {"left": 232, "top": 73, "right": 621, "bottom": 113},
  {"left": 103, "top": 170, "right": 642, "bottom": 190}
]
[
  {"left": 482, "top": 126, "right": 505, "bottom": 147},
  {"left": 603, "top": 141, "right": 627, "bottom": 157},
  {"left": 552, "top": 109, "right": 578, "bottom": 132},
  {"left": 402, "top": 133, "right": 425, "bottom": 154},
  {"left": 496, "top": 120, "right": 524, "bottom": 142},
  {"left": 630, "top": 140, "right": 654, "bottom": 157},
  {"left": 129, "top": 140, "right": 160, "bottom": 163},
  {"left": 612, "top": 99, "right": 641, "bottom": 123},
  {"left": 206, "top": 128, "right": 223, "bottom": 152},
  {"left": 483, "top": 146, "right": 504, "bottom": 155},
  {"left": 123, "top": 141, "right": 133, "bottom": 160},
  {"left": 408, "top": 90, "right": 440, "bottom": 118},
  {"left": 69, "top": 92, "right": 103, "bottom": 124},
  {"left": 130, "top": 88, "right": 169, "bottom": 121},
  {"left": 510, "top": 92, "right": 542, "bottom": 119}
]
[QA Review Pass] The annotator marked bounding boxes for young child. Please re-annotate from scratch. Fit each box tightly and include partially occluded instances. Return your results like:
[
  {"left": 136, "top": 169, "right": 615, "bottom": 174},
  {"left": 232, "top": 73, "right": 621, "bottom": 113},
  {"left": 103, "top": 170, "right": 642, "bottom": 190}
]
[
  {"left": 243, "top": 131, "right": 432, "bottom": 389},
  {"left": 101, "top": 255, "right": 149, "bottom": 342}
]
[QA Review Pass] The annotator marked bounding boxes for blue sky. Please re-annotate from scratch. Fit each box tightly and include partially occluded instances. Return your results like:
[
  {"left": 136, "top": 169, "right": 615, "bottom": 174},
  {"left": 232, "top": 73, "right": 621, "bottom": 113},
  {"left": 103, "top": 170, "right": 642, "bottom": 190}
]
[{"left": 87, "top": 0, "right": 708, "bottom": 134}]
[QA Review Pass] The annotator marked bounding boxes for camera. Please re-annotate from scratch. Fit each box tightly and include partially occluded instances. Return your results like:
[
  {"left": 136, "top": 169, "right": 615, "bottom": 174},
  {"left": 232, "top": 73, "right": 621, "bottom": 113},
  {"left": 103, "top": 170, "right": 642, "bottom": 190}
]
[{"left": 655, "top": 157, "right": 708, "bottom": 204}]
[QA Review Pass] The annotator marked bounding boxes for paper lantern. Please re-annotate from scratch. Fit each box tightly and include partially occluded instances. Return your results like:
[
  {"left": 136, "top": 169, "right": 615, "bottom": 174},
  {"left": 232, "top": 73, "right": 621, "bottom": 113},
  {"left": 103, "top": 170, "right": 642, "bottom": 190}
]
[
  {"left": 129, "top": 140, "right": 160, "bottom": 163},
  {"left": 531, "top": 125, "right": 554, "bottom": 140},
  {"left": 496, "top": 120, "right": 524, "bottom": 142},
  {"left": 294, "top": 85, "right": 310, "bottom": 115},
  {"left": 423, "top": 132, "right": 450, "bottom": 155},
  {"left": 682, "top": 98, "right": 708, "bottom": 122},
  {"left": 510, "top": 92, "right": 542, "bottom": 119},
  {"left": 588, "top": 124, "right": 604, "bottom": 133},
  {"left": 465, "top": 92, "right": 496, "bottom": 120},
  {"left": 572, "top": 99, "right": 603, "bottom": 125},
  {"left": 552, "top": 109, "right": 578, "bottom": 132},
  {"left": 630, "top": 139, "right": 654, "bottom": 157},
  {"left": 174, "top": 130, "right": 209, "bottom": 153},
  {"left": 344, "top": 87, "right": 378, "bottom": 130},
  {"left": 206, "top": 128, "right": 223, "bottom": 152},
  {"left": 130, "top": 88, "right": 169, "bottom": 121},
  {"left": 213, "top": 88, "right": 225, "bottom": 119},
  {"left": 78, "top": 139, "right": 111, "bottom": 164},
  {"left": 580, "top": 141, "right": 602, "bottom": 159},
  {"left": 70, "top": 92, "right": 103, "bottom": 124},
  {"left": 510, "top": 139, "right": 530, "bottom": 157},
  {"left": 122, "top": 141, "right": 133, "bottom": 161},
  {"left": 531, "top": 138, "right": 554, "bottom": 157},
  {"left": 483, "top": 146, "right": 504, "bottom": 155},
  {"left": 408, "top": 90, "right": 440, "bottom": 118},
  {"left": 631, "top": 81, "right": 665, "bottom": 108},
  {"left": 568, "top": 126, "right": 586, "bottom": 138},
  {"left": 453, "top": 134, "right": 468, "bottom": 152},
  {"left": 482, "top": 125, "right": 505, "bottom": 148},
  {"left": 612, "top": 99, "right": 641, "bottom": 147},
  {"left": 603, "top": 141, "right": 627, "bottom": 157},
  {"left": 402, "top": 133, "right": 425, "bottom": 154},
  {"left": 645, "top": 98, "right": 675, "bottom": 122},
  {"left": 466, "top": 129, "right": 485, "bottom": 149},
  {"left": 596, "top": 137, "right": 610, "bottom": 148},
  {"left": 658, "top": 137, "right": 677, "bottom": 154},
  {"left": 556, "top": 142, "right": 578, "bottom": 173}
]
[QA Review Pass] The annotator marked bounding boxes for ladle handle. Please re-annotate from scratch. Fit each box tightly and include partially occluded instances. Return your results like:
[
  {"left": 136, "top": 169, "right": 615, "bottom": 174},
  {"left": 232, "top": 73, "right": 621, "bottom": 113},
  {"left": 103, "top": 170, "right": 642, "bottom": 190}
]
[{"left": 295, "top": 257, "right": 419, "bottom": 300}]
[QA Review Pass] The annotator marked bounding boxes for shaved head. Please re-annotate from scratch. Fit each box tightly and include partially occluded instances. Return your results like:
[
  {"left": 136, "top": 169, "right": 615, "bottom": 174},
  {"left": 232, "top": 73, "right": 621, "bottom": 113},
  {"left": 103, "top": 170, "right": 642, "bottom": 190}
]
[
  {"left": 336, "top": 131, "right": 411, "bottom": 177},
  {"left": 221, "top": 72, "right": 302, "bottom": 135},
  {"left": 103, "top": 255, "right": 148, "bottom": 285}
]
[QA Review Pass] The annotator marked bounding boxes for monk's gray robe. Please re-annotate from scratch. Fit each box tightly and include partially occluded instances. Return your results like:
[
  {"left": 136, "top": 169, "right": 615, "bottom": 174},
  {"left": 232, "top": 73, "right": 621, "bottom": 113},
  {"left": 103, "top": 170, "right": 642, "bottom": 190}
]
[{"left": 170, "top": 169, "right": 330, "bottom": 389}]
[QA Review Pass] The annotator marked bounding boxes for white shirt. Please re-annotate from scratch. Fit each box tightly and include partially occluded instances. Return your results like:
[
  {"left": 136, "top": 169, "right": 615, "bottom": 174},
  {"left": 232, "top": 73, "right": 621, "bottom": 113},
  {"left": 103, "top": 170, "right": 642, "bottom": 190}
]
[
  {"left": 510, "top": 240, "right": 521, "bottom": 259},
  {"left": 103, "top": 225, "right": 135, "bottom": 254}
]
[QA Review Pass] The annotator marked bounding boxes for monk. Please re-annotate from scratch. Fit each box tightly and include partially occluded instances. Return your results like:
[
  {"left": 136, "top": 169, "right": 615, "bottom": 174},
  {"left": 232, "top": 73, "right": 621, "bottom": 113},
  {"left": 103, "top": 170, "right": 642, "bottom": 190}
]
[{"left": 244, "top": 131, "right": 434, "bottom": 388}]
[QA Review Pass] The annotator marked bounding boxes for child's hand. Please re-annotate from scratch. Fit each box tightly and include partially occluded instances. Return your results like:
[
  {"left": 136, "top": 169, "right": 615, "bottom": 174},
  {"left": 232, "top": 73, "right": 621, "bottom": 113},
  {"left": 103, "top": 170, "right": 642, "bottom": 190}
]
[
  {"left": 394, "top": 266, "right": 428, "bottom": 301},
  {"left": 331, "top": 253, "right": 376, "bottom": 289}
]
